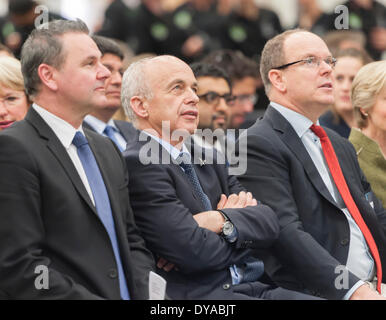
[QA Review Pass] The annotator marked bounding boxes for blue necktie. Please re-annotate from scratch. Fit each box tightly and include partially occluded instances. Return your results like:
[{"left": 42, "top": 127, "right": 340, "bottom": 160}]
[
  {"left": 104, "top": 125, "right": 124, "bottom": 152},
  {"left": 72, "top": 131, "right": 130, "bottom": 300},
  {"left": 177, "top": 152, "right": 212, "bottom": 211}
]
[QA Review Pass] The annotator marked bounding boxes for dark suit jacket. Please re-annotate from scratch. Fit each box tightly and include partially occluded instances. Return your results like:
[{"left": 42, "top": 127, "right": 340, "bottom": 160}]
[
  {"left": 238, "top": 105, "right": 386, "bottom": 299},
  {"left": 82, "top": 119, "right": 137, "bottom": 147},
  {"left": 123, "top": 130, "right": 281, "bottom": 300},
  {"left": 0, "top": 108, "right": 155, "bottom": 299}
]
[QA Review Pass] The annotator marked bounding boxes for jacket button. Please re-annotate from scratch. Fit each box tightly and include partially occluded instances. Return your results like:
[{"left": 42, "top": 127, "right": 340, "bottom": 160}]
[
  {"left": 223, "top": 283, "right": 230, "bottom": 290},
  {"left": 340, "top": 238, "right": 349, "bottom": 246},
  {"left": 108, "top": 268, "right": 118, "bottom": 279}
]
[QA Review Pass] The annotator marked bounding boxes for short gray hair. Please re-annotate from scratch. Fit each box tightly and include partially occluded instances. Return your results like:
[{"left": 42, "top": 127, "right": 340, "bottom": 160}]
[
  {"left": 260, "top": 28, "right": 306, "bottom": 95},
  {"left": 21, "top": 19, "right": 89, "bottom": 98},
  {"left": 121, "top": 57, "right": 153, "bottom": 126}
]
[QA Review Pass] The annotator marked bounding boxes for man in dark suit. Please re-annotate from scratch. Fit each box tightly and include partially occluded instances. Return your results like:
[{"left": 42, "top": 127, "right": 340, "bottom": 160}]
[
  {"left": 237, "top": 29, "right": 386, "bottom": 300},
  {"left": 0, "top": 19, "right": 155, "bottom": 299},
  {"left": 120, "top": 55, "right": 320, "bottom": 300},
  {"left": 83, "top": 35, "right": 136, "bottom": 151}
]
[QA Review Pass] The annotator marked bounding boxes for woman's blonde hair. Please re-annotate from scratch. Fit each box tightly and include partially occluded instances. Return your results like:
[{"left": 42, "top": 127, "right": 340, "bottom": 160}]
[
  {"left": 0, "top": 56, "right": 25, "bottom": 92},
  {"left": 351, "top": 61, "right": 386, "bottom": 129}
]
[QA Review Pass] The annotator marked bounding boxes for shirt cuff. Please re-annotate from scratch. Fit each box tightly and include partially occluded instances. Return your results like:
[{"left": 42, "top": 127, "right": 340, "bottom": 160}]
[{"left": 342, "top": 280, "right": 366, "bottom": 300}]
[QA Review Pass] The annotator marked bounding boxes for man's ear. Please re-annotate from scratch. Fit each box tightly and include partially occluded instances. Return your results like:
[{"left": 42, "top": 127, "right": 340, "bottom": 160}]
[
  {"left": 37, "top": 63, "right": 58, "bottom": 91},
  {"left": 130, "top": 96, "right": 149, "bottom": 119},
  {"left": 268, "top": 69, "right": 286, "bottom": 93}
]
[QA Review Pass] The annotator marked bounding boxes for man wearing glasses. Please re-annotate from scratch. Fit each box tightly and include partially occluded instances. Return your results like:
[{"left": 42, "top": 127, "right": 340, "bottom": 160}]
[
  {"left": 190, "top": 62, "right": 235, "bottom": 154},
  {"left": 238, "top": 29, "right": 386, "bottom": 300},
  {"left": 202, "top": 50, "right": 260, "bottom": 133}
]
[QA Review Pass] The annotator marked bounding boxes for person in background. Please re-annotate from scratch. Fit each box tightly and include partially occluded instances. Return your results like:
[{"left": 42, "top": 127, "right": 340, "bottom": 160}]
[
  {"left": 83, "top": 35, "right": 136, "bottom": 151},
  {"left": 296, "top": 0, "right": 335, "bottom": 36},
  {"left": 219, "top": 0, "right": 283, "bottom": 62},
  {"left": 323, "top": 30, "right": 367, "bottom": 55},
  {"left": 201, "top": 49, "right": 262, "bottom": 134},
  {"left": 0, "top": 56, "right": 29, "bottom": 131},
  {"left": 190, "top": 61, "right": 234, "bottom": 153},
  {"left": 342, "top": 0, "right": 386, "bottom": 60},
  {"left": 319, "top": 47, "right": 372, "bottom": 138},
  {"left": 0, "top": 44, "right": 14, "bottom": 57},
  {"left": 349, "top": 60, "right": 386, "bottom": 207},
  {"left": 0, "top": 0, "right": 64, "bottom": 58}
]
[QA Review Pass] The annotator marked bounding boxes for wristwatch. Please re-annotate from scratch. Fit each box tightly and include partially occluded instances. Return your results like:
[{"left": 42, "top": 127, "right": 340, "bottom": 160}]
[{"left": 217, "top": 210, "right": 236, "bottom": 242}]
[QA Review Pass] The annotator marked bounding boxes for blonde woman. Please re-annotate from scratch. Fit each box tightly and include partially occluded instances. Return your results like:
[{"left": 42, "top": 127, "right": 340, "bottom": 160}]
[
  {"left": 0, "top": 56, "right": 29, "bottom": 130},
  {"left": 349, "top": 60, "right": 386, "bottom": 206}
]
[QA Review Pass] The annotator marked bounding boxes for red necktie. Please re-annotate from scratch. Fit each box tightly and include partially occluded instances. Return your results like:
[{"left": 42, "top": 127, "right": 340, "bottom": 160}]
[{"left": 310, "top": 124, "right": 382, "bottom": 293}]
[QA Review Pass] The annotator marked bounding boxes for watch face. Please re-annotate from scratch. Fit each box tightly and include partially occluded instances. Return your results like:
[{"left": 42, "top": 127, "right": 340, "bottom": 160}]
[{"left": 222, "top": 221, "right": 234, "bottom": 236}]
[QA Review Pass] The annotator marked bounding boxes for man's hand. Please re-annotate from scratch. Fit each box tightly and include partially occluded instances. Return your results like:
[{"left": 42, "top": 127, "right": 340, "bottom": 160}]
[
  {"left": 349, "top": 283, "right": 386, "bottom": 300},
  {"left": 217, "top": 191, "right": 258, "bottom": 209},
  {"left": 157, "top": 257, "right": 176, "bottom": 272},
  {"left": 193, "top": 192, "right": 258, "bottom": 233},
  {"left": 193, "top": 210, "right": 225, "bottom": 234}
]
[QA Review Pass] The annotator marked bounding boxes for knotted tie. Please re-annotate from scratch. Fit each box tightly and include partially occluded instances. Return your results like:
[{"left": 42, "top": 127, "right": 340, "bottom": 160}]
[
  {"left": 177, "top": 152, "right": 212, "bottom": 211},
  {"left": 310, "top": 124, "right": 382, "bottom": 293},
  {"left": 72, "top": 131, "right": 130, "bottom": 300},
  {"left": 104, "top": 125, "right": 124, "bottom": 152}
]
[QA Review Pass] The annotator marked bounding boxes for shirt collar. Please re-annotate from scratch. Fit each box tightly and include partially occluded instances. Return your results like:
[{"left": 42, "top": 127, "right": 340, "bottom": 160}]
[
  {"left": 32, "top": 103, "right": 84, "bottom": 149},
  {"left": 84, "top": 115, "right": 118, "bottom": 135},
  {"left": 142, "top": 130, "right": 190, "bottom": 161},
  {"left": 270, "top": 102, "right": 319, "bottom": 138}
]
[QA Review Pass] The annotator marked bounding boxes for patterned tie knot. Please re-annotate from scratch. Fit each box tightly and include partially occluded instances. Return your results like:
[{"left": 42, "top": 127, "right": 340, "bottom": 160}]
[
  {"left": 177, "top": 152, "right": 192, "bottom": 170},
  {"left": 310, "top": 124, "right": 327, "bottom": 140},
  {"left": 72, "top": 131, "right": 88, "bottom": 148}
]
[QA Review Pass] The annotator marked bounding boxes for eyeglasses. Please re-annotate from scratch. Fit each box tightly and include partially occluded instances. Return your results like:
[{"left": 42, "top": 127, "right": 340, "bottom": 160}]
[
  {"left": 272, "top": 56, "right": 337, "bottom": 70},
  {"left": 234, "top": 94, "right": 258, "bottom": 105},
  {"left": 198, "top": 91, "right": 236, "bottom": 106}
]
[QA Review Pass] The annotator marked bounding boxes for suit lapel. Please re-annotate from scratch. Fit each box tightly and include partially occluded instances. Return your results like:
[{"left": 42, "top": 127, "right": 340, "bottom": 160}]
[
  {"left": 26, "top": 108, "right": 97, "bottom": 215},
  {"left": 265, "top": 106, "right": 338, "bottom": 208}
]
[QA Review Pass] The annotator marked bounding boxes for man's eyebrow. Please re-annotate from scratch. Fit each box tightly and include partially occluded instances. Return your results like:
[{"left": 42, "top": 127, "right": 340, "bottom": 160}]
[
  {"left": 166, "top": 79, "right": 185, "bottom": 89},
  {"left": 81, "top": 54, "right": 101, "bottom": 65}
]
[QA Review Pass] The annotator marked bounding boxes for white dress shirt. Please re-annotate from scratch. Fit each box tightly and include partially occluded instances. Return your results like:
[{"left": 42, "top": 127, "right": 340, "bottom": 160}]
[
  {"left": 271, "top": 102, "right": 375, "bottom": 299},
  {"left": 33, "top": 104, "right": 95, "bottom": 205}
]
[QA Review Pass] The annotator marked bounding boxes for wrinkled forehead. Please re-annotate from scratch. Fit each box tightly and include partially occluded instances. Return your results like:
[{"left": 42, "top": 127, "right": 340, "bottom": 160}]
[{"left": 284, "top": 31, "right": 332, "bottom": 60}]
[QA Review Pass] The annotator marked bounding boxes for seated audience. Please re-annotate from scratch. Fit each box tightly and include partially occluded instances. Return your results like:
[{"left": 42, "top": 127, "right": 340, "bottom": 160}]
[
  {"left": 319, "top": 48, "right": 372, "bottom": 138},
  {"left": 238, "top": 28, "right": 386, "bottom": 300},
  {"left": 349, "top": 60, "right": 386, "bottom": 207},
  {"left": 83, "top": 35, "right": 136, "bottom": 151},
  {"left": 0, "top": 56, "right": 29, "bottom": 131},
  {"left": 121, "top": 55, "right": 320, "bottom": 300}
]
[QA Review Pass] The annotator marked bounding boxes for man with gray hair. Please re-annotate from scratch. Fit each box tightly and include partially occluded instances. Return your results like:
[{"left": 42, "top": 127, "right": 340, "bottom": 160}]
[
  {"left": 238, "top": 28, "right": 386, "bottom": 300},
  {"left": 0, "top": 19, "right": 155, "bottom": 299},
  {"left": 121, "top": 54, "right": 320, "bottom": 300}
]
